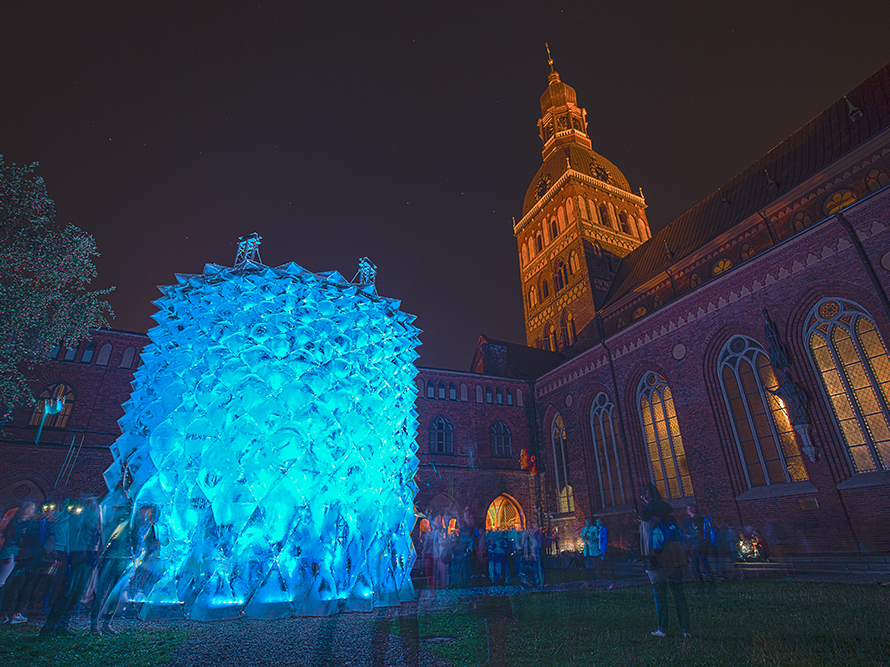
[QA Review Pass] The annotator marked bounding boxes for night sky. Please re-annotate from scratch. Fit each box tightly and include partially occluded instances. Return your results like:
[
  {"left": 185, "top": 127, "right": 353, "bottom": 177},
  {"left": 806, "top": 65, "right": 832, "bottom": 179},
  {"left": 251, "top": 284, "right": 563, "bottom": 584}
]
[{"left": 2, "top": 2, "right": 888, "bottom": 371}]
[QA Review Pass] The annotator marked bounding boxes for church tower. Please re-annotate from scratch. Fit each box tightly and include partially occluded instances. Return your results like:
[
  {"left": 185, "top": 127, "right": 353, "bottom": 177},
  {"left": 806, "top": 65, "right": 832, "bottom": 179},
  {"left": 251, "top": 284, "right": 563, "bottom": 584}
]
[{"left": 515, "top": 48, "right": 651, "bottom": 352}]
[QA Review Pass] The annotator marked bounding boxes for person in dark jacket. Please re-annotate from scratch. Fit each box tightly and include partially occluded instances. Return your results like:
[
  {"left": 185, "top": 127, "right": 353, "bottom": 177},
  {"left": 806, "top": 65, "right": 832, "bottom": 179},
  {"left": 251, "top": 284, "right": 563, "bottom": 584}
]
[{"left": 639, "top": 484, "right": 690, "bottom": 639}]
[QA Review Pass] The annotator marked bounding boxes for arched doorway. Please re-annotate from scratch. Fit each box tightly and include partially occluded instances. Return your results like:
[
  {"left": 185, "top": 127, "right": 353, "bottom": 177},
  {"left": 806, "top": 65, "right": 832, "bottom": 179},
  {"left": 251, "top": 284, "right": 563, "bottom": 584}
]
[{"left": 485, "top": 494, "right": 525, "bottom": 531}]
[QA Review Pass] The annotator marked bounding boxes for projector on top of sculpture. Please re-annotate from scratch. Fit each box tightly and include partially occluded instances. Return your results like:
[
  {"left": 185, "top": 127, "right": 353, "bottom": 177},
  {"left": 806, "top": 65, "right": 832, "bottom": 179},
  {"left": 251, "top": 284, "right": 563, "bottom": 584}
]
[{"left": 105, "top": 234, "right": 421, "bottom": 619}]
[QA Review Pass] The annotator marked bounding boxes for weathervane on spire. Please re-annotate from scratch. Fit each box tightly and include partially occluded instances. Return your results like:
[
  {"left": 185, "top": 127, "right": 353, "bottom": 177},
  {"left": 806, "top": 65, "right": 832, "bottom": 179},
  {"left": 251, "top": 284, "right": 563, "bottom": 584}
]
[{"left": 545, "top": 42, "right": 554, "bottom": 72}]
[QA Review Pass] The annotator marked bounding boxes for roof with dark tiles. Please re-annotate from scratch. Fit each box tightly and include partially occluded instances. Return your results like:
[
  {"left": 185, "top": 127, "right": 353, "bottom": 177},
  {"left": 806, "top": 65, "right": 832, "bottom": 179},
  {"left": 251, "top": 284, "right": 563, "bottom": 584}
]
[
  {"left": 471, "top": 334, "right": 565, "bottom": 379},
  {"left": 601, "top": 62, "right": 890, "bottom": 309}
]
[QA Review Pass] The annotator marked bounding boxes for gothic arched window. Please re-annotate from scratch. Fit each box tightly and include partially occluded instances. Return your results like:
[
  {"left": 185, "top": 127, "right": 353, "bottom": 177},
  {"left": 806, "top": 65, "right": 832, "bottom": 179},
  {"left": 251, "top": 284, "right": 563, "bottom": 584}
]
[
  {"left": 638, "top": 372, "right": 693, "bottom": 499},
  {"left": 95, "top": 343, "right": 113, "bottom": 366},
  {"left": 427, "top": 381, "right": 435, "bottom": 399},
  {"left": 29, "top": 382, "right": 75, "bottom": 429},
  {"left": 590, "top": 392, "right": 628, "bottom": 507},
  {"left": 550, "top": 219, "right": 559, "bottom": 240},
  {"left": 430, "top": 416, "right": 454, "bottom": 454},
  {"left": 120, "top": 346, "right": 136, "bottom": 368},
  {"left": 529, "top": 285, "right": 538, "bottom": 308},
  {"left": 619, "top": 211, "right": 630, "bottom": 235},
  {"left": 536, "top": 234, "right": 544, "bottom": 253},
  {"left": 449, "top": 383, "right": 457, "bottom": 401},
  {"left": 542, "top": 280, "right": 549, "bottom": 299},
  {"left": 561, "top": 312, "right": 576, "bottom": 347},
  {"left": 599, "top": 204, "right": 611, "bottom": 227},
  {"left": 569, "top": 251, "right": 580, "bottom": 275},
  {"left": 806, "top": 298, "right": 890, "bottom": 474},
  {"left": 551, "top": 413, "right": 574, "bottom": 513},
  {"left": 719, "top": 336, "right": 808, "bottom": 487},
  {"left": 438, "top": 382, "right": 446, "bottom": 399},
  {"left": 491, "top": 422, "right": 512, "bottom": 457}
]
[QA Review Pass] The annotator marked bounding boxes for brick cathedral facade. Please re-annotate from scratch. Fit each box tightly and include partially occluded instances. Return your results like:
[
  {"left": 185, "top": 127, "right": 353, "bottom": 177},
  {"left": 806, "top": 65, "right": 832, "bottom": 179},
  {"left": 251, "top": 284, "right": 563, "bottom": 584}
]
[{"left": 3, "top": 63, "right": 890, "bottom": 556}]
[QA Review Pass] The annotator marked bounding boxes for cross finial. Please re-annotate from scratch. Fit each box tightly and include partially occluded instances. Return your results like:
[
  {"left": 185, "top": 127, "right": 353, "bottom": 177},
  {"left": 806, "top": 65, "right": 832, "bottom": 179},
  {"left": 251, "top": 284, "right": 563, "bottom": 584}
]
[{"left": 545, "top": 42, "right": 554, "bottom": 72}]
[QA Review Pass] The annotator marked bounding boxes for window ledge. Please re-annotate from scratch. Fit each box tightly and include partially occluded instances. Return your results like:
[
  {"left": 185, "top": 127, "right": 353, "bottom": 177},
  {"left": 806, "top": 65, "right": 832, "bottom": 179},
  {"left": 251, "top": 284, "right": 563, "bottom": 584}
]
[
  {"left": 735, "top": 481, "right": 817, "bottom": 501},
  {"left": 594, "top": 503, "right": 633, "bottom": 517},
  {"left": 837, "top": 470, "right": 890, "bottom": 490},
  {"left": 551, "top": 512, "right": 576, "bottom": 521}
]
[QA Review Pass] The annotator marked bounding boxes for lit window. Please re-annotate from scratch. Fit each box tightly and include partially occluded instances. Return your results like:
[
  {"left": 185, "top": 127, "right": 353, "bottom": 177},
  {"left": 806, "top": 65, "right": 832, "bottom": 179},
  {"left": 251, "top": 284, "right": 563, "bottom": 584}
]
[
  {"left": 806, "top": 299, "right": 890, "bottom": 474},
  {"left": 491, "top": 421, "right": 512, "bottom": 457},
  {"left": 719, "top": 336, "right": 808, "bottom": 487},
  {"left": 823, "top": 190, "right": 857, "bottom": 215},
  {"left": 713, "top": 258, "right": 732, "bottom": 275},
  {"left": 638, "top": 372, "right": 693, "bottom": 499},
  {"left": 633, "top": 306, "right": 647, "bottom": 320},
  {"left": 529, "top": 285, "right": 538, "bottom": 308},
  {"left": 29, "top": 383, "right": 75, "bottom": 429},
  {"left": 430, "top": 416, "right": 453, "bottom": 454},
  {"left": 551, "top": 413, "right": 574, "bottom": 513},
  {"left": 590, "top": 393, "right": 628, "bottom": 507}
]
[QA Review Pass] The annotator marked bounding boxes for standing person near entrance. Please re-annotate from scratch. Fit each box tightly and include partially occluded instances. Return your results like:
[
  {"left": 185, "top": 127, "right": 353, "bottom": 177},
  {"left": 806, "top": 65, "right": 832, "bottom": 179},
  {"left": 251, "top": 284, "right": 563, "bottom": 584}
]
[
  {"left": 684, "top": 504, "right": 715, "bottom": 593},
  {"left": 640, "top": 484, "right": 690, "bottom": 639}
]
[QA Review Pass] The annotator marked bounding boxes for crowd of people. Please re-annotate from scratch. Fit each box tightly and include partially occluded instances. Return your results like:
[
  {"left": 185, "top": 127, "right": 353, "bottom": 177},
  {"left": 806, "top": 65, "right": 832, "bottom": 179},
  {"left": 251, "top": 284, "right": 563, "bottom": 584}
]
[{"left": 0, "top": 491, "right": 158, "bottom": 639}]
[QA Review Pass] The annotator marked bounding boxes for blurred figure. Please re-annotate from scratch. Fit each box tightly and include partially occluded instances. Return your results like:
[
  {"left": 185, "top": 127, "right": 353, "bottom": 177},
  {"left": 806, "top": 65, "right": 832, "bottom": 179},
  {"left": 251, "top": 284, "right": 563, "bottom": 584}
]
[
  {"left": 90, "top": 492, "right": 133, "bottom": 635},
  {"left": 581, "top": 519, "right": 599, "bottom": 576},
  {"left": 431, "top": 515, "right": 450, "bottom": 591},
  {"left": 684, "top": 505, "right": 715, "bottom": 593},
  {"left": 596, "top": 519, "right": 614, "bottom": 587},
  {"left": 130, "top": 506, "right": 161, "bottom": 601},
  {"left": 40, "top": 496, "right": 101, "bottom": 638},
  {"left": 640, "top": 484, "right": 689, "bottom": 639},
  {"left": 0, "top": 501, "right": 37, "bottom": 624}
]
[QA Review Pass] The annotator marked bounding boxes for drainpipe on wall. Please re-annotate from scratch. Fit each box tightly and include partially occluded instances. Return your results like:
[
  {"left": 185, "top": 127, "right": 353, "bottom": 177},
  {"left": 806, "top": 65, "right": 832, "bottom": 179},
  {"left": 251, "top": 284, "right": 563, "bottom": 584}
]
[
  {"left": 526, "top": 378, "right": 546, "bottom": 529},
  {"left": 835, "top": 210, "right": 890, "bottom": 323}
]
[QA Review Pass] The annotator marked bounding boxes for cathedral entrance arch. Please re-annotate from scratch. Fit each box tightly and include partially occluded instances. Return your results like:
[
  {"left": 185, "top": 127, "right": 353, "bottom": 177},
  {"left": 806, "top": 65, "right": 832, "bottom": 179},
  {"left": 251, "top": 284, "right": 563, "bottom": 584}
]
[{"left": 485, "top": 494, "right": 525, "bottom": 531}]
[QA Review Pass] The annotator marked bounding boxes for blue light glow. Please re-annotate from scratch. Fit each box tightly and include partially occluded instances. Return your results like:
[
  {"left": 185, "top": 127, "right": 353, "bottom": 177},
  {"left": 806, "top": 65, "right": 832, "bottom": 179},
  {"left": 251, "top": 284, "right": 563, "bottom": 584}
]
[{"left": 105, "top": 260, "right": 421, "bottom": 619}]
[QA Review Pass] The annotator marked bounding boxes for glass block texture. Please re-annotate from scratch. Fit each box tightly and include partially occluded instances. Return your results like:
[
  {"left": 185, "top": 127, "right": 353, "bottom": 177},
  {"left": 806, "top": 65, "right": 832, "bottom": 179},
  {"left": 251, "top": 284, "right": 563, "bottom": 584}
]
[{"left": 105, "top": 262, "right": 421, "bottom": 619}]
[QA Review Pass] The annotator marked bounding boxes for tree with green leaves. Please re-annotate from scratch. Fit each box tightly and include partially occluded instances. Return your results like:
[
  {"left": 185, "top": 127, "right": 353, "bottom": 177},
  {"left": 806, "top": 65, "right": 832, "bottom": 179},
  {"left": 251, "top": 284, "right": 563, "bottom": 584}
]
[{"left": 0, "top": 155, "right": 113, "bottom": 415}]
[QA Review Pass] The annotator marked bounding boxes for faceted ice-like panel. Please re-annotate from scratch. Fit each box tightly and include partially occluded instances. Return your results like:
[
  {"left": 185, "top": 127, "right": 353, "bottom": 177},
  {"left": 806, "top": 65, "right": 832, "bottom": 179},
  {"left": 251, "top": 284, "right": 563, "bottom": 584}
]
[{"left": 106, "top": 260, "right": 420, "bottom": 619}]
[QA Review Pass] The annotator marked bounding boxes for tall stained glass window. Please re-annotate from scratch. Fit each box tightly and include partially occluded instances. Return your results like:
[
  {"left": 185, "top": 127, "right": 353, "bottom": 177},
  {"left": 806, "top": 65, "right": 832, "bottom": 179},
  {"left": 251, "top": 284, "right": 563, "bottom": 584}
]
[
  {"left": 551, "top": 413, "right": 574, "bottom": 513},
  {"left": 638, "top": 373, "right": 693, "bottom": 499},
  {"left": 719, "top": 336, "right": 808, "bottom": 487},
  {"left": 590, "top": 392, "right": 628, "bottom": 506},
  {"left": 806, "top": 298, "right": 890, "bottom": 474}
]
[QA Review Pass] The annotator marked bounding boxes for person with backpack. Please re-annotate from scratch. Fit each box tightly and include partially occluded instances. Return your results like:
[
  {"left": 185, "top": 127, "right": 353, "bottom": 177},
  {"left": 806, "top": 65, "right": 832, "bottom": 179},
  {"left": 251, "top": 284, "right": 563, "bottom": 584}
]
[{"left": 639, "top": 484, "right": 690, "bottom": 639}]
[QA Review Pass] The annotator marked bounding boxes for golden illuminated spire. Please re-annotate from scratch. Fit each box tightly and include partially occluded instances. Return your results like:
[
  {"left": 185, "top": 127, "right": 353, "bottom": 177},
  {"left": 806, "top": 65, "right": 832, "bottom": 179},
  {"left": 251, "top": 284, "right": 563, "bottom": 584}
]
[{"left": 545, "top": 42, "right": 554, "bottom": 72}]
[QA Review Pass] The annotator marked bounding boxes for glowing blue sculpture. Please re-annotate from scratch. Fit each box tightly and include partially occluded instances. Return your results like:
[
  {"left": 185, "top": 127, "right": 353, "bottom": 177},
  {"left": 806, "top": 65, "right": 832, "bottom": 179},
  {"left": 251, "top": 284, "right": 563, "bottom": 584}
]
[{"left": 105, "top": 255, "right": 420, "bottom": 619}]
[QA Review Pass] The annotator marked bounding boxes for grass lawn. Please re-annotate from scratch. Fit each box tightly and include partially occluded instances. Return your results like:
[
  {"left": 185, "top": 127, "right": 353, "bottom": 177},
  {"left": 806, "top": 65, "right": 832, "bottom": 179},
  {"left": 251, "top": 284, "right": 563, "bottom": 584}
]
[
  {"left": 0, "top": 625, "right": 195, "bottom": 667},
  {"left": 383, "top": 581, "right": 890, "bottom": 667}
]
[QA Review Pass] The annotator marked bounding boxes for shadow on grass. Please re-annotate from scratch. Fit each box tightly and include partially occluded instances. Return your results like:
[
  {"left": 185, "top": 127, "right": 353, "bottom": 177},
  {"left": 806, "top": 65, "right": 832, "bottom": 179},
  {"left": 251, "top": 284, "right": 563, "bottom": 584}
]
[
  {"left": 396, "top": 581, "right": 890, "bottom": 667},
  {"left": 0, "top": 625, "right": 196, "bottom": 667}
]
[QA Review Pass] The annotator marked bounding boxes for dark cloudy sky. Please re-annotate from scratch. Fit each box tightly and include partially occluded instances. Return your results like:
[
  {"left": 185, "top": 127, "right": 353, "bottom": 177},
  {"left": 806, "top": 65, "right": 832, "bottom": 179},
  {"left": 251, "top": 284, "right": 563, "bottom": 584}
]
[{"left": 2, "top": 2, "right": 888, "bottom": 370}]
